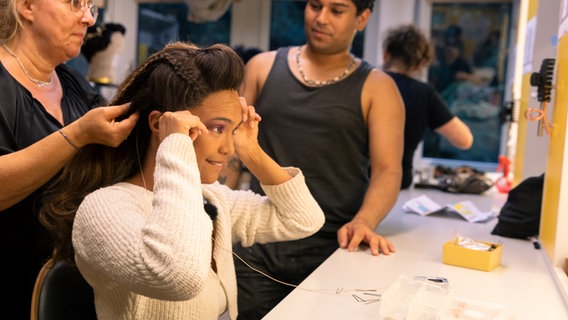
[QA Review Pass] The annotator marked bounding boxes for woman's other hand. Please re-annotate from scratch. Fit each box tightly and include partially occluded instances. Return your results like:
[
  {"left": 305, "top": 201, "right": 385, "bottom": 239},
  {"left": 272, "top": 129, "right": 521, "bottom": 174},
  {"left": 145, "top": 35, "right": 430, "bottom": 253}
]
[{"left": 233, "top": 97, "right": 262, "bottom": 160}]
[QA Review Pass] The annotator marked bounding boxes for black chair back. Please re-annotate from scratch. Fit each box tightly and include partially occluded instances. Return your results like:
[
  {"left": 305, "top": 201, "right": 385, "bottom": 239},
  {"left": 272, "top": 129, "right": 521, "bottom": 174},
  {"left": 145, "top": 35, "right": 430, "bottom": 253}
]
[{"left": 31, "top": 259, "right": 97, "bottom": 320}]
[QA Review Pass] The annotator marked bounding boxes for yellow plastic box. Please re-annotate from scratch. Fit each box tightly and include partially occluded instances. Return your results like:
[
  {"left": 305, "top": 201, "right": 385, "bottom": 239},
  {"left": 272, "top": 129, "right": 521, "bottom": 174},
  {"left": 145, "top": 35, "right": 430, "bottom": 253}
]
[{"left": 442, "top": 241, "right": 502, "bottom": 272}]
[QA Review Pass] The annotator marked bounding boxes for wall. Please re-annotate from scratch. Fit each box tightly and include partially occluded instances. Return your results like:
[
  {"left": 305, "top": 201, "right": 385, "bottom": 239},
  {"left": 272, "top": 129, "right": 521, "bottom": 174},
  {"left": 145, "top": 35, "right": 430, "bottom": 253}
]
[
  {"left": 512, "top": 0, "right": 558, "bottom": 184},
  {"left": 521, "top": 1, "right": 557, "bottom": 179},
  {"left": 231, "top": 0, "right": 270, "bottom": 50},
  {"left": 542, "top": 0, "right": 568, "bottom": 304}
]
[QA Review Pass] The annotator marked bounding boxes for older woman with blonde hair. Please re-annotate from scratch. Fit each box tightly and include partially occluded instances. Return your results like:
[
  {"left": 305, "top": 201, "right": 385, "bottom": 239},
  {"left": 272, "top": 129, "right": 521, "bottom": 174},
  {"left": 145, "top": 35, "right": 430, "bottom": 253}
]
[{"left": 0, "top": 0, "right": 138, "bottom": 316}]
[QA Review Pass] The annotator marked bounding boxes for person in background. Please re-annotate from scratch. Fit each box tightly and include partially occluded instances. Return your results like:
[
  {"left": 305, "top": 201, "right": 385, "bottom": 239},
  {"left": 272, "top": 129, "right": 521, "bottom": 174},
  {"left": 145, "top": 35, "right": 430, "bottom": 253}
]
[
  {"left": 473, "top": 30, "right": 501, "bottom": 87},
  {"left": 0, "top": 0, "right": 138, "bottom": 315},
  {"left": 429, "top": 25, "right": 483, "bottom": 93},
  {"left": 227, "top": 0, "right": 404, "bottom": 318},
  {"left": 382, "top": 24, "right": 473, "bottom": 189},
  {"left": 39, "top": 42, "right": 325, "bottom": 320}
]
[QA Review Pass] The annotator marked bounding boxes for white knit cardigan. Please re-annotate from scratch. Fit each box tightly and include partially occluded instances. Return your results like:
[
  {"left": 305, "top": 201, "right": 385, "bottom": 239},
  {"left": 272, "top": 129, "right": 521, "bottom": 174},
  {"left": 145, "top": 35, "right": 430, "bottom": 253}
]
[{"left": 72, "top": 134, "right": 325, "bottom": 320}]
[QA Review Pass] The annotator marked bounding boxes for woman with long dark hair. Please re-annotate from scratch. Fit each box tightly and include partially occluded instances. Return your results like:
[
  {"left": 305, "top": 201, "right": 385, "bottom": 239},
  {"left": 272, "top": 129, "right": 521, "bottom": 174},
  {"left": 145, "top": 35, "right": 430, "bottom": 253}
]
[{"left": 40, "top": 42, "right": 324, "bottom": 320}]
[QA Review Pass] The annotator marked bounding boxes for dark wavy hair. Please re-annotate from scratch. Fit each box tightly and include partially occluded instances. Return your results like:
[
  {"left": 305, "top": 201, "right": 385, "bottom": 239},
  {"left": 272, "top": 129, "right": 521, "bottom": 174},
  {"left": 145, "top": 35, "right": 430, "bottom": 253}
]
[
  {"left": 382, "top": 24, "right": 434, "bottom": 72},
  {"left": 39, "top": 41, "right": 244, "bottom": 263}
]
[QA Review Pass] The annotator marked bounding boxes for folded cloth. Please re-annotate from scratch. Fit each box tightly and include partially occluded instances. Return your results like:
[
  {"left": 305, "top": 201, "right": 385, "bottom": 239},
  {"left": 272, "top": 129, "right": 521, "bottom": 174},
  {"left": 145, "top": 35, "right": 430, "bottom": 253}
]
[{"left": 491, "top": 174, "right": 544, "bottom": 239}]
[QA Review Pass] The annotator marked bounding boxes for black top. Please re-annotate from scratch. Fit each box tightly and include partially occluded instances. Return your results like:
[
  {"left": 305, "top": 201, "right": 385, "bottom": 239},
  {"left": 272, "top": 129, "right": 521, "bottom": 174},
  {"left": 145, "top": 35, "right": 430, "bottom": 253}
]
[
  {"left": 249, "top": 47, "right": 373, "bottom": 236},
  {"left": 430, "top": 56, "right": 472, "bottom": 93},
  {"left": 387, "top": 72, "right": 454, "bottom": 189},
  {"left": 0, "top": 62, "right": 104, "bottom": 317}
]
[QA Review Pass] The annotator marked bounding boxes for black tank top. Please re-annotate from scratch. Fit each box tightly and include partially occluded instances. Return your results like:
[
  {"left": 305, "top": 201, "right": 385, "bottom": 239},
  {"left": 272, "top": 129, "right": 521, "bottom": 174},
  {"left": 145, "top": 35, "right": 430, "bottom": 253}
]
[{"left": 249, "top": 46, "right": 374, "bottom": 235}]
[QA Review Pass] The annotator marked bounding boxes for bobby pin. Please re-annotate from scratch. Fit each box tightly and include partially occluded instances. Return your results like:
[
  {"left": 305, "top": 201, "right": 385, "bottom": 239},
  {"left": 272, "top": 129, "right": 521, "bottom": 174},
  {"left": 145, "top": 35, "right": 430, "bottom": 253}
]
[
  {"left": 352, "top": 294, "right": 366, "bottom": 302},
  {"left": 352, "top": 294, "right": 380, "bottom": 305},
  {"left": 363, "top": 292, "right": 381, "bottom": 297}
]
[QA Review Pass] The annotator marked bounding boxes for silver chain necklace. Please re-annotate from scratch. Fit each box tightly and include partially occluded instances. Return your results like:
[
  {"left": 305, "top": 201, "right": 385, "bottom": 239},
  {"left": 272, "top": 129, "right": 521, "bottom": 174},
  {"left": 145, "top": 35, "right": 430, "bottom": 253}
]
[
  {"left": 296, "top": 46, "right": 355, "bottom": 87},
  {"left": 2, "top": 45, "right": 53, "bottom": 87}
]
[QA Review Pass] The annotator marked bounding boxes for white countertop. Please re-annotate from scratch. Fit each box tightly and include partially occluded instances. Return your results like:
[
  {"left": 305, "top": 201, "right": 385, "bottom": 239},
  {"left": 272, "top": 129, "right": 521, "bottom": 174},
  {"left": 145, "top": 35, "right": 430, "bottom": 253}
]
[{"left": 262, "top": 188, "right": 568, "bottom": 320}]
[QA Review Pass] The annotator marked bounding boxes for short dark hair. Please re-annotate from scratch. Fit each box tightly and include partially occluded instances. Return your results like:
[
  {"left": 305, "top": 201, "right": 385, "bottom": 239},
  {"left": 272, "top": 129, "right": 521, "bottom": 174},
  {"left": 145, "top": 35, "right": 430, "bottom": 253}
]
[{"left": 352, "top": 0, "right": 375, "bottom": 14}]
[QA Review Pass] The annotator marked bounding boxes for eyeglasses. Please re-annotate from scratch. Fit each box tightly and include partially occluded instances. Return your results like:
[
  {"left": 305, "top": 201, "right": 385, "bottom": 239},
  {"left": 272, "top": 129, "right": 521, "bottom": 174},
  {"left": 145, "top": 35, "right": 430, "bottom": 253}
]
[{"left": 69, "top": 0, "right": 99, "bottom": 21}]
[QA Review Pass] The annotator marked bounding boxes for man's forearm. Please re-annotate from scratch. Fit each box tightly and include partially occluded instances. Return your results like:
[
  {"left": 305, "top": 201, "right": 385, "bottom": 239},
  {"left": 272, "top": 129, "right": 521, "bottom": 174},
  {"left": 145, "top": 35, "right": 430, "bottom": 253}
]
[{"left": 355, "top": 169, "right": 401, "bottom": 228}]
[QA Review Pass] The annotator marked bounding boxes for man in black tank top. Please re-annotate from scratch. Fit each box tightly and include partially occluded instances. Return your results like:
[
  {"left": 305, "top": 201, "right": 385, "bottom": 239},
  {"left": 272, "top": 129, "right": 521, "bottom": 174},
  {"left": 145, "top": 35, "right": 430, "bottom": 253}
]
[{"left": 224, "top": 1, "right": 405, "bottom": 318}]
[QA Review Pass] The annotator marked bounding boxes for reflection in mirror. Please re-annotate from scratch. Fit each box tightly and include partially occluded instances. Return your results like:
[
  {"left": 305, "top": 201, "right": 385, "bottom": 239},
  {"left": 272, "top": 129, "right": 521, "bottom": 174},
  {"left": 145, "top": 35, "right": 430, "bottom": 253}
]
[{"left": 424, "top": 1, "right": 513, "bottom": 167}]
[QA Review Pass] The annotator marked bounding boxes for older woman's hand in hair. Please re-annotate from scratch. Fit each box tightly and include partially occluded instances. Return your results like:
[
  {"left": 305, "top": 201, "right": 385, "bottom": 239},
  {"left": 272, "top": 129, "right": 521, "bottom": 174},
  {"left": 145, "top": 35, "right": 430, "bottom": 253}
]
[{"left": 66, "top": 103, "right": 140, "bottom": 148}]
